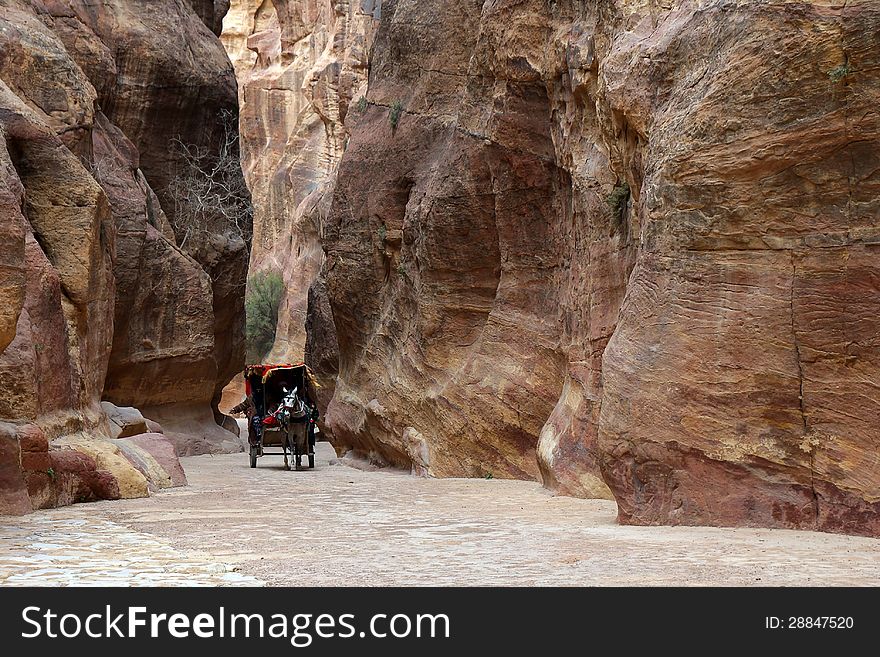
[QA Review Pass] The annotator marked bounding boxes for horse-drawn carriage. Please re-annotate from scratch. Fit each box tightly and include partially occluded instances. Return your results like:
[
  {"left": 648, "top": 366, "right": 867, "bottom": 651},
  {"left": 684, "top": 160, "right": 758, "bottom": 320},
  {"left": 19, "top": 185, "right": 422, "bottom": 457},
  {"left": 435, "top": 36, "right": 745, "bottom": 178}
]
[{"left": 242, "top": 363, "right": 319, "bottom": 470}]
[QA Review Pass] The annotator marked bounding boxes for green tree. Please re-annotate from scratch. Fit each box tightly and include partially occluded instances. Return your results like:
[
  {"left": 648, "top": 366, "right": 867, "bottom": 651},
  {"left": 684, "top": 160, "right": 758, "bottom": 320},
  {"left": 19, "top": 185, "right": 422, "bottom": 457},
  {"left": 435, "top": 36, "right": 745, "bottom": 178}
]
[{"left": 245, "top": 270, "right": 284, "bottom": 362}]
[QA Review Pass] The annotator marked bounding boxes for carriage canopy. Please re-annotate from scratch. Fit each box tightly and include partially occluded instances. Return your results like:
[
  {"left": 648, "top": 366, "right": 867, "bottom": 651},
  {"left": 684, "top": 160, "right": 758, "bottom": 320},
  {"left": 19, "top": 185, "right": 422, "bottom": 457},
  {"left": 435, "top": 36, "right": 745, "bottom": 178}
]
[{"left": 243, "top": 362, "right": 316, "bottom": 417}]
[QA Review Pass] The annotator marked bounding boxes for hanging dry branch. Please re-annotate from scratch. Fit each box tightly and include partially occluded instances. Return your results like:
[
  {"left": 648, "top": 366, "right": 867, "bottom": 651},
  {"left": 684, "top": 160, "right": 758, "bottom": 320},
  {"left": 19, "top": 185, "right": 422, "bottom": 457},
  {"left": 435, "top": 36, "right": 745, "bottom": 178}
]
[{"left": 166, "top": 110, "right": 252, "bottom": 249}]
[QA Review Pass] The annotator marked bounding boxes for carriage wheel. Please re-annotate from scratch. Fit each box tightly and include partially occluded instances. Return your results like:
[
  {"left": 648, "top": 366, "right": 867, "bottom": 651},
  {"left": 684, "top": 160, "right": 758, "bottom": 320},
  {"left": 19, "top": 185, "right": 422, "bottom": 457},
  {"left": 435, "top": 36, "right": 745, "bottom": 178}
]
[{"left": 249, "top": 445, "right": 258, "bottom": 468}]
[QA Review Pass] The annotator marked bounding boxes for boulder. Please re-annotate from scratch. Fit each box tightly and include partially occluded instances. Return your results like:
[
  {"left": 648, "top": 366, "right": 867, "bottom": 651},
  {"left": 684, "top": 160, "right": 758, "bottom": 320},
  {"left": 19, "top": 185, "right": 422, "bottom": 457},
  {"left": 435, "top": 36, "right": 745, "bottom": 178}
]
[
  {"left": 114, "top": 433, "right": 187, "bottom": 489},
  {"left": 101, "top": 401, "right": 149, "bottom": 439},
  {"left": 142, "top": 404, "right": 244, "bottom": 456},
  {"left": 49, "top": 448, "right": 120, "bottom": 506},
  {"left": 145, "top": 418, "right": 164, "bottom": 434},
  {"left": 54, "top": 437, "right": 149, "bottom": 499},
  {"left": 112, "top": 440, "right": 172, "bottom": 491}
]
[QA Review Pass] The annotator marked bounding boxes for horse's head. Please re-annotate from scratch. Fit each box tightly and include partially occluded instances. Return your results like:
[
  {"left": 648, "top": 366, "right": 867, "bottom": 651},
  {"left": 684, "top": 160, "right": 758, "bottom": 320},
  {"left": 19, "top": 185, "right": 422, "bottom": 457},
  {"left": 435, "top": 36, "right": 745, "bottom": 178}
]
[{"left": 282, "top": 386, "right": 306, "bottom": 414}]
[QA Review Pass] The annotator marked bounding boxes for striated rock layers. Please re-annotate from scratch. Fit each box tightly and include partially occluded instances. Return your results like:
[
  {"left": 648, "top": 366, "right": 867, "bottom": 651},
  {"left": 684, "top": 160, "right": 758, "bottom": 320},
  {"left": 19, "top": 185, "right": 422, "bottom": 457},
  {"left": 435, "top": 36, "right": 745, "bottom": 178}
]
[
  {"left": 0, "top": 0, "right": 249, "bottom": 513},
  {"left": 221, "top": 0, "right": 379, "bottom": 364},
  {"left": 310, "top": 0, "right": 880, "bottom": 536}
]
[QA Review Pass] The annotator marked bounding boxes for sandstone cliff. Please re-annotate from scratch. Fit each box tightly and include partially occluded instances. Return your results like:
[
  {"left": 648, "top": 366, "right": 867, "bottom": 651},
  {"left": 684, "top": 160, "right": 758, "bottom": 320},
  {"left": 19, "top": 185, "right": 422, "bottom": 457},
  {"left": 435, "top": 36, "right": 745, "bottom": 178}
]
[
  {"left": 38, "top": 0, "right": 250, "bottom": 453},
  {"left": 221, "top": 0, "right": 379, "bottom": 364},
  {"left": 0, "top": 0, "right": 249, "bottom": 514},
  {"left": 304, "top": 0, "right": 880, "bottom": 536}
]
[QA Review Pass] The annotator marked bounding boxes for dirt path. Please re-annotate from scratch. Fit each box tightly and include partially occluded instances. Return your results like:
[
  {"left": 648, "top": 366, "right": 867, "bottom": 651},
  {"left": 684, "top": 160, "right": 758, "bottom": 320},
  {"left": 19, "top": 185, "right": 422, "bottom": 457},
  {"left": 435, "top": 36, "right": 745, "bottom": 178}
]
[{"left": 2, "top": 442, "right": 880, "bottom": 586}]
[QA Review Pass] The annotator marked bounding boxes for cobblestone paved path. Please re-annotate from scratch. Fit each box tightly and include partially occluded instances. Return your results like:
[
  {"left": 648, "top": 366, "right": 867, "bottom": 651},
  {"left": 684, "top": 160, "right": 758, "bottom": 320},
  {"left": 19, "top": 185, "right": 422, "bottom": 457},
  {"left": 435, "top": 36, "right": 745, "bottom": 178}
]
[
  {"left": 2, "top": 443, "right": 880, "bottom": 586},
  {"left": 0, "top": 514, "right": 261, "bottom": 586}
]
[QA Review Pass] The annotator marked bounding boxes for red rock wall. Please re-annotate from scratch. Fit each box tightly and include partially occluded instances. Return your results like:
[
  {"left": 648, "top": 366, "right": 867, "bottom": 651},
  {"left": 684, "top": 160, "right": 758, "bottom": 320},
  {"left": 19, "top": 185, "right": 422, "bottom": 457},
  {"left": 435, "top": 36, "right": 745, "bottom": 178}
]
[
  {"left": 0, "top": 1, "right": 115, "bottom": 438},
  {"left": 322, "top": 0, "right": 569, "bottom": 478},
  {"left": 596, "top": 1, "right": 880, "bottom": 536},
  {"left": 309, "top": 0, "right": 880, "bottom": 535},
  {"left": 38, "top": 1, "right": 251, "bottom": 417},
  {"left": 0, "top": 0, "right": 249, "bottom": 513}
]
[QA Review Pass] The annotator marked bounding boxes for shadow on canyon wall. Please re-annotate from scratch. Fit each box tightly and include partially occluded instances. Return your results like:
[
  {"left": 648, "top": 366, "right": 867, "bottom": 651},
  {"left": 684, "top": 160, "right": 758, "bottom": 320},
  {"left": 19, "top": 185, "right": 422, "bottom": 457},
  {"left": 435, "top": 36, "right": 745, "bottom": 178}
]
[{"left": 0, "top": 0, "right": 251, "bottom": 514}]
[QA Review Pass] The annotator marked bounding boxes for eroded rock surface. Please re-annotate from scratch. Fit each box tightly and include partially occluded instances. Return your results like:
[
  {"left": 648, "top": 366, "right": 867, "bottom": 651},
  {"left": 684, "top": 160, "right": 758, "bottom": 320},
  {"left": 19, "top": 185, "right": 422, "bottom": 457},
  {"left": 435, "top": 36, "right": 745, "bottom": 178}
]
[
  {"left": 39, "top": 0, "right": 252, "bottom": 447},
  {"left": 594, "top": 0, "right": 880, "bottom": 536},
  {"left": 308, "top": 0, "right": 880, "bottom": 535},
  {"left": 0, "top": 0, "right": 248, "bottom": 513}
]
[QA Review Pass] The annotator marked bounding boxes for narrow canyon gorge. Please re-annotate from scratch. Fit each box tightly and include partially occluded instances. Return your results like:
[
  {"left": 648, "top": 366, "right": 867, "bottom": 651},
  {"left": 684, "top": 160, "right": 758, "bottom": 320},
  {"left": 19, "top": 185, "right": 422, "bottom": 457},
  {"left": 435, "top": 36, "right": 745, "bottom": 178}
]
[{"left": 1, "top": 0, "right": 879, "bottom": 541}]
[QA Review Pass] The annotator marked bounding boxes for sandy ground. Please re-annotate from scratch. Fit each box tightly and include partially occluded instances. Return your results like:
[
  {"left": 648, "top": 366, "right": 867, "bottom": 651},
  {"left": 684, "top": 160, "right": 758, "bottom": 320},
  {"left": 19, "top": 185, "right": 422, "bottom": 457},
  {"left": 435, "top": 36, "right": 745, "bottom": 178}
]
[{"left": 2, "top": 441, "right": 880, "bottom": 586}]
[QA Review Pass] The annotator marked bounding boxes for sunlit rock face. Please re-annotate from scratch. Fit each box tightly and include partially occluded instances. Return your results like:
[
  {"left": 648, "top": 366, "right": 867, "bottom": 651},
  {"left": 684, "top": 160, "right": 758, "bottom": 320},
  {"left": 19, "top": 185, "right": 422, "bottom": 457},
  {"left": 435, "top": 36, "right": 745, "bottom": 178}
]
[
  {"left": 221, "top": 0, "right": 380, "bottom": 363},
  {"left": 307, "top": 0, "right": 880, "bottom": 536}
]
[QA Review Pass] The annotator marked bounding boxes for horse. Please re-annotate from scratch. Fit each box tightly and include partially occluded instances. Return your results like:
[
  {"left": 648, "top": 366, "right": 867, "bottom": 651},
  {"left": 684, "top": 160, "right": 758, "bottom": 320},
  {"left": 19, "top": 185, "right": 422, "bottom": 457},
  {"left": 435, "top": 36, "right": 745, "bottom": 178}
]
[{"left": 277, "top": 386, "right": 310, "bottom": 470}]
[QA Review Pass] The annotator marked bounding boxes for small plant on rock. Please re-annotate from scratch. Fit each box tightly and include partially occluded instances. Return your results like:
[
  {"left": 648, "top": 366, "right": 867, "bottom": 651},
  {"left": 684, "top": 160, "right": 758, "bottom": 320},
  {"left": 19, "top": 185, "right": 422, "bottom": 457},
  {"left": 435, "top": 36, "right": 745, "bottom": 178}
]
[
  {"left": 378, "top": 224, "right": 387, "bottom": 242},
  {"left": 606, "top": 181, "right": 630, "bottom": 225},
  {"left": 828, "top": 61, "right": 852, "bottom": 83},
  {"left": 356, "top": 96, "right": 368, "bottom": 113},
  {"left": 390, "top": 100, "right": 403, "bottom": 131}
]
